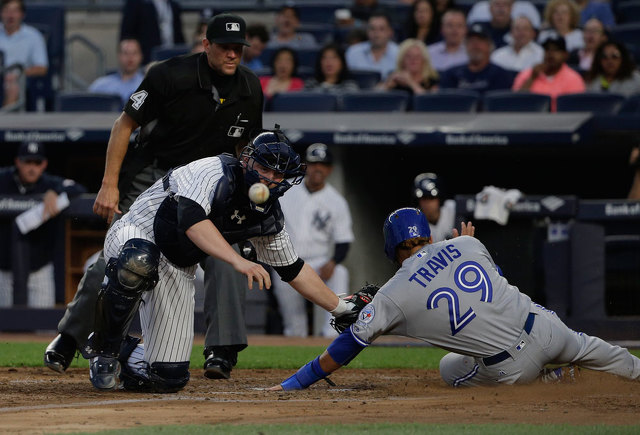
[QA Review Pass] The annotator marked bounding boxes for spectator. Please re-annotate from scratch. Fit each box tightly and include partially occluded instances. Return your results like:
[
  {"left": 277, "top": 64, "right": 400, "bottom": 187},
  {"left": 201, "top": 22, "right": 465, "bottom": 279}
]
[
  {"left": 272, "top": 143, "right": 354, "bottom": 338},
  {"left": 0, "top": 141, "right": 86, "bottom": 308},
  {"left": 475, "top": 0, "right": 516, "bottom": 49},
  {"left": 438, "top": 24, "right": 514, "bottom": 94},
  {"left": 403, "top": 0, "right": 441, "bottom": 45},
  {"left": 260, "top": 47, "right": 304, "bottom": 100},
  {"left": 88, "top": 39, "right": 144, "bottom": 108},
  {"left": 491, "top": 16, "right": 544, "bottom": 72},
  {"left": 350, "top": 0, "right": 381, "bottom": 26},
  {"left": 0, "top": 0, "right": 48, "bottom": 108},
  {"left": 304, "top": 43, "right": 359, "bottom": 93},
  {"left": 568, "top": 18, "right": 608, "bottom": 75},
  {"left": 346, "top": 11, "right": 400, "bottom": 80},
  {"left": 189, "top": 9, "right": 211, "bottom": 54},
  {"left": 538, "top": 0, "right": 584, "bottom": 53},
  {"left": 266, "top": 6, "right": 317, "bottom": 50},
  {"left": 428, "top": 8, "right": 469, "bottom": 72},
  {"left": 513, "top": 35, "right": 586, "bottom": 111},
  {"left": 413, "top": 172, "right": 456, "bottom": 242},
  {"left": 119, "top": 0, "right": 185, "bottom": 65},
  {"left": 467, "top": 0, "right": 541, "bottom": 29},
  {"left": 575, "top": 0, "right": 615, "bottom": 29},
  {"left": 242, "top": 24, "right": 270, "bottom": 72},
  {"left": 585, "top": 40, "right": 640, "bottom": 96},
  {"left": 378, "top": 38, "right": 439, "bottom": 95}
]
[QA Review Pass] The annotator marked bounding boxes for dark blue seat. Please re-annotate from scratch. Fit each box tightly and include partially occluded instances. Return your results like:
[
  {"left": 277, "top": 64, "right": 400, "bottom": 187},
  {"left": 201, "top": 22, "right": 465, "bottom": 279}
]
[
  {"left": 412, "top": 89, "right": 480, "bottom": 112},
  {"left": 609, "top": 23, "right": 640, "bottom": 61},
  {"left": 260, "top": 47, "right": 320, "bottom": 70},
  {"left": 483, "top": 91, "right": 551, "bottom": 112},
  {"left": 620, "top": 93, "right": 640, "bottom": 113},
  {"left": 269, "top": 92, "right": 338, "bottom": 112},
  {"left": 55, "top": 92, "right": 123, "bottom": 112},
  {"left": 616, "top": 1, "right": 640, "bottom": 23},
  {"left": 556, "top": 92, "right": 627, "bottom": 114},
  {"left": 23, "top": 4, "right": 65, "bottom": 111},
  {"left": 341, "top": 90, "right": 410, "bottom": 112},
  {"left": 296, "top": 4, "right": 343, "bottom": 24},
  {"left": 348, "top": 70, "right": 382, "bottom": 90},
  {"left": 150, "top": 44, "right": 191, "bottom": 62}
]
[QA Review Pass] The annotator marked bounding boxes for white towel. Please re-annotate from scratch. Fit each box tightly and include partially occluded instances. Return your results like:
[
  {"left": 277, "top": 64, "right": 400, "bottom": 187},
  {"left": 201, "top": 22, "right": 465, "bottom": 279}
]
[{"left": 473, "top": 186, "right": 523, "bottom": 225}]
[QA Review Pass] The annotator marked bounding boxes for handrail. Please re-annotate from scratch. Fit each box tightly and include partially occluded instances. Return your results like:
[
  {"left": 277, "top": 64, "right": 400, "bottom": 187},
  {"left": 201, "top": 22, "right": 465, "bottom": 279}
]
[{"left": 64, "top": 33, "right": 106, "bottom": 91}]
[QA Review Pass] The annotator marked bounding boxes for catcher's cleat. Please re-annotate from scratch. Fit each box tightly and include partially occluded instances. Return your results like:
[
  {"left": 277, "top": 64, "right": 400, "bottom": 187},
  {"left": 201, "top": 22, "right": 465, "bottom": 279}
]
[
  {"left": 90, "top": 356, "right": 122, "bottom": 390},
  {"left": 203, "top": 346, "right": 237, "bottom": 380},
  {"left": 44, "top": 333, "right": 77, "bottom": 373}
]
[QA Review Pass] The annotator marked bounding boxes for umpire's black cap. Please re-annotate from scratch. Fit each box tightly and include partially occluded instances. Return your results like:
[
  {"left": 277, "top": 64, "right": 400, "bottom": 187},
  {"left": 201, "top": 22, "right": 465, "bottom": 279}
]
[
  {"left": 305, "top": 143, "right": 333, "bottom": 165},
  {"left": 206, "top": 13, "right": 250, "bottom": 46}
]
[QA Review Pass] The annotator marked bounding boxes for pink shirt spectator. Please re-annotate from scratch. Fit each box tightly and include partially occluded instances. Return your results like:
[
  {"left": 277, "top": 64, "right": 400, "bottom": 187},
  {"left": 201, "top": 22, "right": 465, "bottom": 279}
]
[
  {"left": 259, "top": 76, "right": 305, "bottom": 99},
  {"left": 512, "top": 64, "right": 585, "bottom": 111}
]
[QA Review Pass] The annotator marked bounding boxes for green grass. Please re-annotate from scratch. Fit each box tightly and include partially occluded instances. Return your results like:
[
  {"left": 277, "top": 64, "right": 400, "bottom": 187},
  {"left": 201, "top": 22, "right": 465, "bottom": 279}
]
[
  {"left": 2, "top": 342, "right": 639, "bottom": 370},
  {"left": 0, "top": 341, "right": 449, "bottom": 369},
  {"left": 60, "top": 423, "right": 640, "bottom": 435}
]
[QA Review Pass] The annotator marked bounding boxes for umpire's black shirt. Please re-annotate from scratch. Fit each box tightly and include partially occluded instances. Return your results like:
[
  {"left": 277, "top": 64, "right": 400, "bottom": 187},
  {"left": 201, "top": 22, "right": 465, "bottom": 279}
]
[{"left": 122, "top": 52, "right": 264, "bottom": 179}]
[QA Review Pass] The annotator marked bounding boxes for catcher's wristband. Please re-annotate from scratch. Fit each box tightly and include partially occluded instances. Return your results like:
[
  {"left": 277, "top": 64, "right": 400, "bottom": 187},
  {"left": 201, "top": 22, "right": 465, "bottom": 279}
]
[{"left": 281, "top": 357, "right": 329, "bottom": 391}]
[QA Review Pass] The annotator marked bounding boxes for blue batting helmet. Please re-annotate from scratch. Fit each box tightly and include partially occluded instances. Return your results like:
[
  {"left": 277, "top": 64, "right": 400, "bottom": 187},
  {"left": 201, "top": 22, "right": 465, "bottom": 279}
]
[
  {"left": 383, "top": 207, "right": 431, "bottom": 262},
  {"left": 240, "top": 127, "right": 306, "bottom": 212}
]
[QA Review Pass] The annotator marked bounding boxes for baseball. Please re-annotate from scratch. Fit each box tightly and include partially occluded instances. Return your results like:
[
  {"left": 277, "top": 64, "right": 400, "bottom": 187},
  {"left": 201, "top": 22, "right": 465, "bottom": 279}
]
[{"left": 249, "top": 183, "right": 270, "bottom": 204}]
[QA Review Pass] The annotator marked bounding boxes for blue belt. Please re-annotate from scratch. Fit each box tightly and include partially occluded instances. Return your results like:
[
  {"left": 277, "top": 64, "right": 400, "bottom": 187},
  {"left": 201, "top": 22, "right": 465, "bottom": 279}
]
[{"left": 483, "top": 313, "right": 536, "bottom": 367}]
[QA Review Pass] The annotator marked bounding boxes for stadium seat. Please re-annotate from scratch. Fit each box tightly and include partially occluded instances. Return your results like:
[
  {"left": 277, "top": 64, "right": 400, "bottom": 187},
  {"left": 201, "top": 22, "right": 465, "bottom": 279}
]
[
  {"left": 556, "top": 92, "right": 627, "bottom": 114},
  {"left": 54, "top": 92, "right": 123, "bottom": 112},
  {"left": 616, "top": 1, "right": 640, "bottom": 23},
  {"left": 412, "top": 89, "right": 480, "bottom": 112},
  {"left": 260, "top": 47, "right": 320, "bottom": 70},
  {"left": 150, "top": 44, "right": 191, "bottom": 62},
  {"left": 619, "top": 93, "right": 640, "bottom": 113},
  {"left": 341, "top": 90, "right": 410, "bottom": 112},
  {"left": 483, "top": 91, "right": 551, "bottom": 112},
  {"left": 23, "top": 4, "right": 65, "bottom": 111},
  {"left": 296, "top": 4, "right": 343, "bottom": 24},
  {"left": 269, "top": 92, "right": 338, "bottom": 112},
  {"left": 348, "top": 70, "right": 382, "bottom": 90},
  {"left": 298, "top": 24, "right": 335, "bottom": 46}
]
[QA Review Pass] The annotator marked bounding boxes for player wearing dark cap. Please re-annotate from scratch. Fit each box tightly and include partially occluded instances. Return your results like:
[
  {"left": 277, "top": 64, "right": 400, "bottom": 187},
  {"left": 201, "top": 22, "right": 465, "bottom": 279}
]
[
  {"left": 45, "top": 12, "right": 265, "bottom": 381},
  {"left": 413, "top": 172, "right": 457, "bottom": 242}
]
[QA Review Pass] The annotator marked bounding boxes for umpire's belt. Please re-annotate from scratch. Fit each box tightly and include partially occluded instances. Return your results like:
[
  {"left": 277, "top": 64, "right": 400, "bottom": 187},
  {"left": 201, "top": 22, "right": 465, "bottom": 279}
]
[{"left": 483, "top": 312, "right": 536, "bottom": 366}]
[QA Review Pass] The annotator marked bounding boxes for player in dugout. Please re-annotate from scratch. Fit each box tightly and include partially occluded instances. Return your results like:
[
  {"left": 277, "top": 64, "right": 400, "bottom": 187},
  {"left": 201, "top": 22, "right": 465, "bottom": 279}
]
[
  {"left": 270, "top": 207, "right": 640, "bottom": 390},
  {"left": 84, "top": 128, "right": 361, "bottom": 393}
]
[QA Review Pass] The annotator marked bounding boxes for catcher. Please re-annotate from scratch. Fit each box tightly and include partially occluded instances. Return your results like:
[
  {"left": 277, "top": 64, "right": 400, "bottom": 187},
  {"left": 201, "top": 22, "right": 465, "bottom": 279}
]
[{"left": 271, "top": 207, "right": 640, "bottom": 390}]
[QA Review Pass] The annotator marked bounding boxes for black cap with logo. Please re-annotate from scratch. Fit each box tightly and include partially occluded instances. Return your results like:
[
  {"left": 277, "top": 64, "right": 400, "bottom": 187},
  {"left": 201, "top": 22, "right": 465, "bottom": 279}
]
[
  {"left": 206, "top": 13, "right": 250, "bottom": 46},
  {"left": 17, "top": 141, "right": 46, "bottom": 160},
  {"left": 305, "top": 143, "right": 333, "bottom": 165}
]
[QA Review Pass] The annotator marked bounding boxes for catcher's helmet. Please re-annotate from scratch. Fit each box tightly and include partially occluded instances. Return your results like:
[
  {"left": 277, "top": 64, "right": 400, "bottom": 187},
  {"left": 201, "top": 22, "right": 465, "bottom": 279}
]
[
  {"left": 413, "top": 172, "right": 441, "bottom": 199},
  {"left": 240, "top": 127, "right": 306, "bottom": 212},
  {"left": 383, "top": 207, "right": 431, "bottom": 262},
  {"left": 305, "top": 143, "right": 333, "bottom": 164}
]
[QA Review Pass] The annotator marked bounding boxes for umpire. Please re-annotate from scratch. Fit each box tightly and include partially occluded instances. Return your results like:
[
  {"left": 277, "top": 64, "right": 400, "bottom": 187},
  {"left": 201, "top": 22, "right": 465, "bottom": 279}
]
[{"left": 44, "top": 13, "right": 263, "bottom": 380}]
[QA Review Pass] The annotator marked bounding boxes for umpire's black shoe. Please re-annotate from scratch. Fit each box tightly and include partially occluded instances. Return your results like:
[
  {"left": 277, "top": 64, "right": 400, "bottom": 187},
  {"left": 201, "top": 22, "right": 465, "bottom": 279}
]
[
  {"left": 203, "top": 346, "right": 237, "bottom": 380},
  {"left": 44, "top": 333, "right": 77, "bottom": 373},
  {"left": 90, "top": 356, "right": 122, "bottom": 390}
]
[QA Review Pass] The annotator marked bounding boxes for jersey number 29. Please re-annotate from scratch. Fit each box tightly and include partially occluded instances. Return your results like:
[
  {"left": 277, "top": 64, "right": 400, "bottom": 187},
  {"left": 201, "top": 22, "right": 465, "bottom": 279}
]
[{"left": 426, "top": 261, "right": 493, "bottom": 336}]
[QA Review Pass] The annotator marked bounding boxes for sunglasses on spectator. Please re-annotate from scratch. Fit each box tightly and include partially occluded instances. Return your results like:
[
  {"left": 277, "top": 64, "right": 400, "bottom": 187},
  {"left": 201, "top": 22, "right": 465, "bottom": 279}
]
[{"left": 602, "top": 52, "right": 621, "bottom": 60}]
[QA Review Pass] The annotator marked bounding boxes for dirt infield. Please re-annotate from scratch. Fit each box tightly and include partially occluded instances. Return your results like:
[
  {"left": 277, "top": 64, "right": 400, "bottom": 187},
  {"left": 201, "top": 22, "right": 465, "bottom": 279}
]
[{"left": 1, "top": 335, "right": 640, "bottom": 434}]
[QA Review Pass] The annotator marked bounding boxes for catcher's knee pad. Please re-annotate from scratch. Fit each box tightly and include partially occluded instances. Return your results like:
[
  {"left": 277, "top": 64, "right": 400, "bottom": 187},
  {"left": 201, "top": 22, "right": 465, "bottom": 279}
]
[{"left": 110, "top": 238, "right": 161, "bottom": 294}]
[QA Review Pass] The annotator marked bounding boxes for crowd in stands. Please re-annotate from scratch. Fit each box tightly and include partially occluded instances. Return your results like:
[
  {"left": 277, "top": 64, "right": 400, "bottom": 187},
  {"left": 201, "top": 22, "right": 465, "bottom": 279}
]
[{"left": 2, "top": 0, "right": 640, "bottom": 113}]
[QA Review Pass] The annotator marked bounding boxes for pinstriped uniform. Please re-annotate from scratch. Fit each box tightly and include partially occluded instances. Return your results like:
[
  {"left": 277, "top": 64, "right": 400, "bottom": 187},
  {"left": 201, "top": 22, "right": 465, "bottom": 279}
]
[{"left": 105, "top": 156, "right": 298, "bottom": 365}]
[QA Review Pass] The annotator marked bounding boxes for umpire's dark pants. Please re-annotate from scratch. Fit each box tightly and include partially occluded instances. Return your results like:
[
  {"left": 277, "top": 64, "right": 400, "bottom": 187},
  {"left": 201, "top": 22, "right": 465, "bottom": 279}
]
[{"left": 57, "top": 164, "right": 248, "bottom": 352}]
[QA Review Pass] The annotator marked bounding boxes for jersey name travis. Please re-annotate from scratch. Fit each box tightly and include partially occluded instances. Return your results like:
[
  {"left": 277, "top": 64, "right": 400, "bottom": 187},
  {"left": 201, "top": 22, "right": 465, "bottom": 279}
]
[{"left": 408, "top": 244, "right": 461, "bottom": 287}]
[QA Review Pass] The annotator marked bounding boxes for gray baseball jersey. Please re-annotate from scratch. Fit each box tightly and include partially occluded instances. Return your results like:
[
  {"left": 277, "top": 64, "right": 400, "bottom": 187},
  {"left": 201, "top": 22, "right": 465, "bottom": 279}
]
[
  {"left": 105, "top": 156, "right": 298, "bottom": 365},
  {"left": 350, "top": 236, "right": 640, "bottom": 385}
]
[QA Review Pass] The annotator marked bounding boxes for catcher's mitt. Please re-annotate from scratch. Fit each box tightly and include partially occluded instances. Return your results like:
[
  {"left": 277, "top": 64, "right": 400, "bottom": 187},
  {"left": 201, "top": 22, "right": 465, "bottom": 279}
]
[{"left": 330, "top": 283, "right": 380, "bottom": 333}]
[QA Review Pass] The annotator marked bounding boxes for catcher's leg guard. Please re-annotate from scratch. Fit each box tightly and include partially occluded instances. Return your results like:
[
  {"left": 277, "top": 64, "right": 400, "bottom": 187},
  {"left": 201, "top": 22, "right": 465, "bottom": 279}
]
[{"left": 85, "top": 238, "right": 160, "bottom": 358}]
